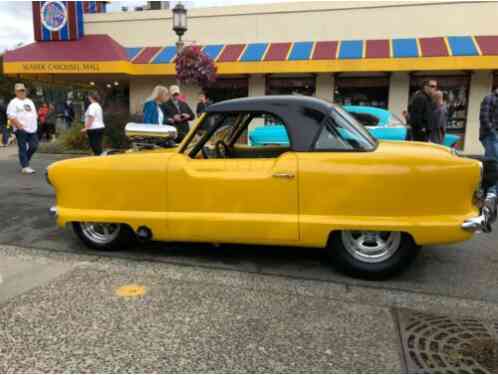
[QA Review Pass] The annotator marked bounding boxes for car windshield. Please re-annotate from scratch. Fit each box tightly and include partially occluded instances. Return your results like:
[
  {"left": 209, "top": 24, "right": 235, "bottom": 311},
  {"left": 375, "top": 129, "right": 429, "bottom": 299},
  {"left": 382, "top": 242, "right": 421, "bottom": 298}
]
[
  {"left": 389, "top": 113, "right": 406, "bottom": 126},
  {"left": 331, "top": 105, "right": 378, "bottom": 150}
]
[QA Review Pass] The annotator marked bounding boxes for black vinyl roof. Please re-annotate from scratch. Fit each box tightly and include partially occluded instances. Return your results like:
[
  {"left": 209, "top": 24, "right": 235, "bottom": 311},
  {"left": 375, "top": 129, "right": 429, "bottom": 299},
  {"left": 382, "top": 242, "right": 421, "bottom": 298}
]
[{"left": 206, "top": 95, "right": 335, "bottom": 151}]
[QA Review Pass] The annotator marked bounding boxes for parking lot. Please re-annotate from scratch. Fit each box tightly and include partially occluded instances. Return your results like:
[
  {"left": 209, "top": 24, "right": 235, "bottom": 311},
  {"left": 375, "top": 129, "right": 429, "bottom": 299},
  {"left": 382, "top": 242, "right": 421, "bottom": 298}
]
[{"left": 1, "top": 148, "right": 498, "bottom": 372}]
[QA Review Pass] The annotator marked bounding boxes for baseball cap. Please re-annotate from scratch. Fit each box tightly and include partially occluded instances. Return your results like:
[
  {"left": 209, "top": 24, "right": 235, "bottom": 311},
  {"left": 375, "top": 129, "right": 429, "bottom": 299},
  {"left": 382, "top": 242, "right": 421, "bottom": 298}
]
[
  {"left": 169, "top": 85, "right": 181, "bottom": 95},
  {"left": 14, "top": 83, "right": 26, "bottom": 92}
]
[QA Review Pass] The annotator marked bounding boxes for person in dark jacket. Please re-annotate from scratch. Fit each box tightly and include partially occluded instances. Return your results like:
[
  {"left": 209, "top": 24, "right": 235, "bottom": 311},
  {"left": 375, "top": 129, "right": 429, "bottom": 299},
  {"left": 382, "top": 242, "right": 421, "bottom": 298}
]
[
  {"left": 479, "top": 88, "right": 498, "bottom": 199},
  {"left": 408, "top": 79, "right": 438, "bottom": 141},
  {"left": 63, "top": 99, "right": 75, "bottom": 129},
  {"left": 196, "top": 92, "right": 211, "bottom": 117},
  {"left": 45, "top": 104, "right": 57, "bottom": 142},
  {"left": 430, "top": 90, "right": 447, "bottom": 144},
  {"left": 143, "top": 85, "right": 169, "bottom": 125},
  {"left": 162, "top": 85, "right": 195, "bottom": 142},
  {"left": 0, "top": 98, "right": 8, "bottom": 147}
]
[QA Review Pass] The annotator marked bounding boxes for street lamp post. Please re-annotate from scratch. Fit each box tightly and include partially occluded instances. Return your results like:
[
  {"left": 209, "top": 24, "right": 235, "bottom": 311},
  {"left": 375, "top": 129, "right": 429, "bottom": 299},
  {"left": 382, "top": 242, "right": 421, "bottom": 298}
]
[{"left": 172, "top": 2, "right": 188, "bottom": 55}]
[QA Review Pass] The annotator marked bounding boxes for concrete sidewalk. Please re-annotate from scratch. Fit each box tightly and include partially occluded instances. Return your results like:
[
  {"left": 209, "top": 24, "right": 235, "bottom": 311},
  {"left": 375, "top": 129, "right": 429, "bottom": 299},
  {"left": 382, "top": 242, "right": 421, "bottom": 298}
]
[
  {"left": 0, "top": 245, "right": 403, "bottom": 373},
  {"left": 0, "top": 145, "right": 17, "bottom": 160},
  {"left": 3, "top": 245, "right": 498, "bottom": 372}
]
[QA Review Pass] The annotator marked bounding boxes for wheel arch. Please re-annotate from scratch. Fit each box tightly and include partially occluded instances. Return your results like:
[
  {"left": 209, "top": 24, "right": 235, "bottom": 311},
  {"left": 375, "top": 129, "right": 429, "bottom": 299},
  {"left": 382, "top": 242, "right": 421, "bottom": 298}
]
[{"left": 326, "top": 230, "right": 417, "bottom": 248}]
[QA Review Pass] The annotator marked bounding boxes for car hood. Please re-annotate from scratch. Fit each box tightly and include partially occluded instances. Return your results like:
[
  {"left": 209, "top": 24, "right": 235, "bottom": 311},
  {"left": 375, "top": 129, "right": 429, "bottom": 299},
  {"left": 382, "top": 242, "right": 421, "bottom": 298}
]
[{"left": 47, "top": 148, "right": 178, "bottom": 181}]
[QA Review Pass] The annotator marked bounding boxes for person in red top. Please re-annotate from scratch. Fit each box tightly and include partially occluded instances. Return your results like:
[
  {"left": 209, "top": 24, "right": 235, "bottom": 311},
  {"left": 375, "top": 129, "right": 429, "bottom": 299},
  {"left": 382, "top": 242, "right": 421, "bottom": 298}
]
[{"left": 37, "top": 102, "right": 49, "bottom": 141}]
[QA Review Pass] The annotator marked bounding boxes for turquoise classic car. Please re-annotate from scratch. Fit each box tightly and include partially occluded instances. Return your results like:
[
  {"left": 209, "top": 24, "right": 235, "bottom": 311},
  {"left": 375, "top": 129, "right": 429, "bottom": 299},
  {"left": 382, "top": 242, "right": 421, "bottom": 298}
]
[{"left": 249, "top": 105, "right": 461, "bottom": 148}]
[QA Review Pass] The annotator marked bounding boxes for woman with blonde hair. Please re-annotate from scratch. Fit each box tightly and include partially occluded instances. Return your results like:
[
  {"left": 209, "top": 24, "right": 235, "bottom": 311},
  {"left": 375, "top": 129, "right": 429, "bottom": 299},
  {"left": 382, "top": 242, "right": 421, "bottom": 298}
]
[{"left": 143, "top": 85, "right": 169, "bottom": 125}]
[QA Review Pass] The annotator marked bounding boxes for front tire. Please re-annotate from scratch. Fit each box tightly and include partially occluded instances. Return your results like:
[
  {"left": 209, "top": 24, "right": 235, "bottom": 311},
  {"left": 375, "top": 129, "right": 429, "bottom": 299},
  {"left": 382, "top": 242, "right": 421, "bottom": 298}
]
[
  {"left": 327, "top": 231, "right": 420, "bottom": 279},
  {"left": 72, "top": 222, "right": 135, "bottom": 251}
]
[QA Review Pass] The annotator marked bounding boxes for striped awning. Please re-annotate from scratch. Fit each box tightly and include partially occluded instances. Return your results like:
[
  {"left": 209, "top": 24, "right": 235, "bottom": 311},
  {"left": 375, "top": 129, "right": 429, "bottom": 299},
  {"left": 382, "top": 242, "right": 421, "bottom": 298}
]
[
  {"left": 128, "top": 36, "right": 498, "bottom": 63},
  {"left": 125, "top": 35, "right": 498, "bottom": 75},
  {"left": 4, "top": 35, "right": 498, "bottom": 76}
]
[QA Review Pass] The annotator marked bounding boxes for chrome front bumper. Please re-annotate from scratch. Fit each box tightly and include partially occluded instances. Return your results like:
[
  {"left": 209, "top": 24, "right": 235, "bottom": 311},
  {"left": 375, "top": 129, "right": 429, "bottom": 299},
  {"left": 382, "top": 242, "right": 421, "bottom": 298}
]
[{"left": 462, "top": 197, "right": 497, "bottom": 233}]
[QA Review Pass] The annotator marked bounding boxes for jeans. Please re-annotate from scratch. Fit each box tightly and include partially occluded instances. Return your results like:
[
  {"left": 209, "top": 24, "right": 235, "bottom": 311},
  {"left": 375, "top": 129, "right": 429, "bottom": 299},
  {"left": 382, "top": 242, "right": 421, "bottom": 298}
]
[
  {"left": 87, "top": 128, "right": 104, "bottom": 155},
  {"left": 481, "top": 130, "right": 498, "bottom": 195},
  {"left": 15, "top": 130, "right": 38, "bottom": 168},
  {"left": 0, "top": 124, "right": 8, "bottom": 145}
]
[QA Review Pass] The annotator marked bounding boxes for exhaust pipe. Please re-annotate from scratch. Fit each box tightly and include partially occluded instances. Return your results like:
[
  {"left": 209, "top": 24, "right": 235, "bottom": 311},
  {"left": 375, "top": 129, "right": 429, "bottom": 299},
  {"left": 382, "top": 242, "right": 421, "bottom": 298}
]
[{"left": 136, "top": 226, "right": 153, "bottom": 242}]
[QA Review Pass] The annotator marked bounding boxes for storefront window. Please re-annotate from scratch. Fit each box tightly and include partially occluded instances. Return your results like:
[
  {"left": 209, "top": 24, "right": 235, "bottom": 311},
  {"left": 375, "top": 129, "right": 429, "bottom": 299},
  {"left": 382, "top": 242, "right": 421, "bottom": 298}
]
[
  {"left": 334, "top": 75, "right": 389, "bottom": 109},
  {"left": 409, "top": 74, "right": 470, "bottom": 133},
  {"left": 266, "top": 75, "right": 316, "bottom": 96},
  {"left": 493, "top": 72, "right": 498, "bottom": 90},
  {"left": 204, "top": 77, "right": 249, "bottom": 103}
]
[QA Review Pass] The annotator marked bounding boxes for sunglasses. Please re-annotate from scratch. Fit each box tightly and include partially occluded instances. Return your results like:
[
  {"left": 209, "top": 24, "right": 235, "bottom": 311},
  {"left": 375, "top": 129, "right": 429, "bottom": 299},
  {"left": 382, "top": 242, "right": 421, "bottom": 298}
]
[{"left": 428, "top": 84, "right": 438, "bottom": 89}]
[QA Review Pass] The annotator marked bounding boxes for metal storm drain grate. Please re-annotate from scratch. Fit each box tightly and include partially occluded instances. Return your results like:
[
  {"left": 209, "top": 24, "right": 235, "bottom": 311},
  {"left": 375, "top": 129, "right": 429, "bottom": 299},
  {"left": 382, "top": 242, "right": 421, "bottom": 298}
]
[{"left": 396, "top": 308, "right": 498, "bottom": 373}]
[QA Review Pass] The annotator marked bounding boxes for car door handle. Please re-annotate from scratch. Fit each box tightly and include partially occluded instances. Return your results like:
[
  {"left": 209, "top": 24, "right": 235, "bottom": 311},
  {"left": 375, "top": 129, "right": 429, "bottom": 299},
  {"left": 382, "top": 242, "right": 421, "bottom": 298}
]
[{"left": 272, "top": 172, "right": 295, "bottom": 179}]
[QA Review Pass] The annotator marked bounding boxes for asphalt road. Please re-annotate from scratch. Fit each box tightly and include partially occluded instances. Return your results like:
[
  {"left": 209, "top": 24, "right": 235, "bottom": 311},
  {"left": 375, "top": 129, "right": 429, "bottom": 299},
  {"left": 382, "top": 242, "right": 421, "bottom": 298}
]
[
  {"left": 1, "top": 148, "right": 498, "bottom": 372},
  {"left": 1, "top": 149, "right": 497, "bottom": 303}
]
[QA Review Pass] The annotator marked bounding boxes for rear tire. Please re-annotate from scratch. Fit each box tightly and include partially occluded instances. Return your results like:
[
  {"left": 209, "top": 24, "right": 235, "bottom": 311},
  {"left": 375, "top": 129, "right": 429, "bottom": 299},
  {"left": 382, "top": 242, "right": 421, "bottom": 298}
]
[
  {"left": 327, "top": 231, "right": 420, "bottom": 280},
  {"left": 72, "top": 222, "right": 135, "bottom": 251}
]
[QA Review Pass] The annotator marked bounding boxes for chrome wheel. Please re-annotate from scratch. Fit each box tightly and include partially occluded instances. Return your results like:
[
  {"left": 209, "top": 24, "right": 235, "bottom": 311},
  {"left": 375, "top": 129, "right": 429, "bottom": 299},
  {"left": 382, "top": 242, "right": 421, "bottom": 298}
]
[
  {"left": 341, "top": 231, "right": 401, "bottom": 264},
  {"left": 80, "top": 222, "right": 121, "bottom": 245}
]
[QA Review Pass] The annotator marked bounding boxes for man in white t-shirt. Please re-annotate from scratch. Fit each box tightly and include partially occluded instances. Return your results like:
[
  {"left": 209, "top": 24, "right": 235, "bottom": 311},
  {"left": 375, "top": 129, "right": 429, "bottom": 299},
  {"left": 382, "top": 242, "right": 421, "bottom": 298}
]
[{"left": 7, "top": 83, "right": 38, "bottom": 174}]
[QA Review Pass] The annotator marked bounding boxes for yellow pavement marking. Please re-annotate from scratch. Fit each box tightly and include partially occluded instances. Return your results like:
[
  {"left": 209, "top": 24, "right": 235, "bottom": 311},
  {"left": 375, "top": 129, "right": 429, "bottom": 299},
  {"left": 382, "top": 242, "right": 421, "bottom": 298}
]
[{"left": 115, "top": 284, "right": 146, "bottom": 297}]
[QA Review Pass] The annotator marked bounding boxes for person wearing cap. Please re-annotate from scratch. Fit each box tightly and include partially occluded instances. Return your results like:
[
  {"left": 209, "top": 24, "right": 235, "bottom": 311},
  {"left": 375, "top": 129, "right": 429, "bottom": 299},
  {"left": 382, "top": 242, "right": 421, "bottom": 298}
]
[
  {"left": 6, "top": 83, "right": 38, "bottom": 174},
  {"left": 162, "top": 85, "right": 195, "bottom": 142}
]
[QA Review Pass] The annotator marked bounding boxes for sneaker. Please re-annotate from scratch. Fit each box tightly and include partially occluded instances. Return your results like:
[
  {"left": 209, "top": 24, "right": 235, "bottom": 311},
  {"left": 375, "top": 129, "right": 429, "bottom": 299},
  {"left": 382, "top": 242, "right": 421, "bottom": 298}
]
[{"left": 21, "top": 167, "right": 36, "bottom": 174}]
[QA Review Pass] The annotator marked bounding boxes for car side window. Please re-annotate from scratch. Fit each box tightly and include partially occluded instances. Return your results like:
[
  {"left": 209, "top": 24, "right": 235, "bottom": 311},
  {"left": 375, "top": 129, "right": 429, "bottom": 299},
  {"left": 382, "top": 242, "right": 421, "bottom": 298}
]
[
  {"left": 349, "top": 112, "right": 379, "bottom": 126},
  {"left": 186, "top": 111, "right": 292, "bottom": 160},
  {"left": 183, "top": 113, "right": 237, "bottom": 157},
  {"left": 241, "top": 113, "right": 290, "bottom": 147},
  {"left": 314, "top": 112, "right": 376, "bottom": 152},
  {"left": 314, "top": 122, "right": 355, "bottom": 151}
]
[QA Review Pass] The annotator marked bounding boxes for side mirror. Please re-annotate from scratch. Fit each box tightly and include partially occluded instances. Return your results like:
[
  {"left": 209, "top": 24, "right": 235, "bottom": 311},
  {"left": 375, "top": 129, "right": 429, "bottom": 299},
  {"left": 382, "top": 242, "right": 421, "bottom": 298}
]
[{"left": 125, "top": 123, "right": 178, "bottom": 143}]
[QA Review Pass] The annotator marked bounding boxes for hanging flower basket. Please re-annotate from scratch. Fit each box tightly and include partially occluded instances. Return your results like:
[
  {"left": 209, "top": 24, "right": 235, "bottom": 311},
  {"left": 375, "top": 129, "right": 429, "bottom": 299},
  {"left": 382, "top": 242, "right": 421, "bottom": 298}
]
[{"left": 175, "top": 45, "right": 218, "bottom": 87}]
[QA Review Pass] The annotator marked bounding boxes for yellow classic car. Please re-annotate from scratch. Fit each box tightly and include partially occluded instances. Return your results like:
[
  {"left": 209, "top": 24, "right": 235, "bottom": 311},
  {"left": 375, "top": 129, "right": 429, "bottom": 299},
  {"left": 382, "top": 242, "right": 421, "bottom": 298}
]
[{"left": 46, "top": 96, "right": 497, "bottom": 279}]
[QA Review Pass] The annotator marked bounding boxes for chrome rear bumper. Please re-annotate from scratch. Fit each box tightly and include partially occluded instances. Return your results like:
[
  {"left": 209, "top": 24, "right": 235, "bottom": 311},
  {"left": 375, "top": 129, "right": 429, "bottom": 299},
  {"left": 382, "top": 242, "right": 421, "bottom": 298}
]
[{"left": 462, "top": 196, "right": 497, "bottom": 233}]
